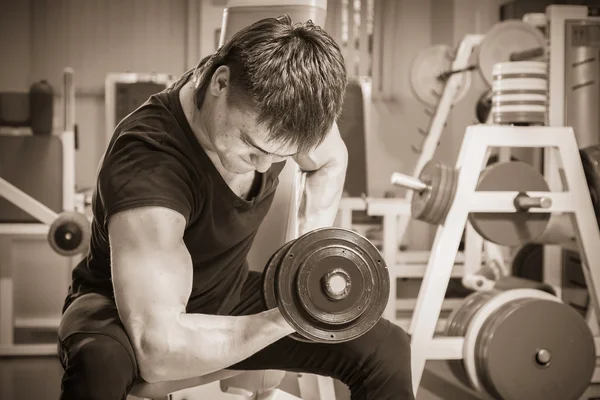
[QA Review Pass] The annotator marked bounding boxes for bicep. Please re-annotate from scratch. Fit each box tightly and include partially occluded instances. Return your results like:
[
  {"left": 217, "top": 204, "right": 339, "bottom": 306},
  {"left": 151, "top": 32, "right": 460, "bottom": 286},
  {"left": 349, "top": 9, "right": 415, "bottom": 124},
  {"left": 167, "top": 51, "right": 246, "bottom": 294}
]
[
  {"left": 294, "top": 121, "right": 347, "bottom": 172},
  {"left": 108, "top": 206, "right": 193, "bottom": 347}
]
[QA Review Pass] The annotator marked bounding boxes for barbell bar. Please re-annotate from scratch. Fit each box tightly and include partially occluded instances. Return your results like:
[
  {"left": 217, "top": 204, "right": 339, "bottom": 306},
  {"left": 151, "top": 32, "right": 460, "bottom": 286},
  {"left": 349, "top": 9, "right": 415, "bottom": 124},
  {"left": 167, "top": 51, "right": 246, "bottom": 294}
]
[
  {"left": 390, "top": 172, "right": 430, "bottom": 193},
  {"left": 513, "top": 194, "right": 552, "bottom": 210}
]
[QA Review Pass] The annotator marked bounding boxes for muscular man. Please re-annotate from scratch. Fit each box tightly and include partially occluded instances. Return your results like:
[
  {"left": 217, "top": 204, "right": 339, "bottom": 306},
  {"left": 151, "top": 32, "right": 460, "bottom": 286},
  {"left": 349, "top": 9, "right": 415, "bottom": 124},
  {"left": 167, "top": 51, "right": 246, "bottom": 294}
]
[{"left": 58, "top": 16, "right": 414, "bottom": 400}]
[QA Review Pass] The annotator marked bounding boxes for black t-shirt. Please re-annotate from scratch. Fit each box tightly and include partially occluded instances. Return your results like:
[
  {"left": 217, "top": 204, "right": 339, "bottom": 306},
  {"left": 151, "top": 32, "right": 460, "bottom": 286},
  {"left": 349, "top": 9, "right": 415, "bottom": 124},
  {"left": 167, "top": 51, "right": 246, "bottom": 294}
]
[{"left": 66, "top": 68, "right": 286, "bottom": 315}]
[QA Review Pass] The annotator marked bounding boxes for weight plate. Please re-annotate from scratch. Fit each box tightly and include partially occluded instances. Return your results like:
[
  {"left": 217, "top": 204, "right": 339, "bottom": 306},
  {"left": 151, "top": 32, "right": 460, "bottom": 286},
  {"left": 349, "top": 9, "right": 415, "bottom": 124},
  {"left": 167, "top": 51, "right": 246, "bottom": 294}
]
[
  {"left": 476, "top": 298, "right": 595, "bottom": 400},
  {"left": 262, "top": 240, "right": 296, "bottom": 309},
  {"left": 511, "top": 243, "right": 544, "bottom": 282},
  {"left": 296, "top": 246, "right": 372, "bottom": 325},
  {"left": 434, "top": 165, "right": 459, "bottom": 226},
  {"left": 262, "top": 239, "right": 305, "bottom": 341},
  {"left": 475, "top": 90, "right": 493, "bottom": 123},
  {"left": 468, "top": 161, "right": 551, "bottom": 247},
  {"left": 276, "top": 227, "right": 389, "bottom": 343},
  {"left": 409, "top": 44, "right": 472, "bottom": 108},
  {"left": 478, "top": 20, "right": 546, "bottom": 87},
  {"left": 47, "top": 211, "right": 90, "bottom": 257},
  {"left": 511, "top": 243, "right": 590, "bottom": 317},
  {"left": 445, "top": 290, "right": 498, "bottom": 387},
  {"left": 412, "top": 161, "right": 441, "bottom": 221},
  {"left": 462, "top": 289, "right": 559, "bottom": 393},
  {"left": 424, "top": 163, "right": 451, "bottom": 225}
]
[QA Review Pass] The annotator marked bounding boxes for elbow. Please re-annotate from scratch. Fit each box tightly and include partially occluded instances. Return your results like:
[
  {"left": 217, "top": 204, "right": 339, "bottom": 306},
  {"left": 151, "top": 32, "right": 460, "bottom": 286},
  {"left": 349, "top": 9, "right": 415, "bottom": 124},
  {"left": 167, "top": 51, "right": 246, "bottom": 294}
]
[{"left": 135, "top": 327, "right": 175, "bottom": 383}]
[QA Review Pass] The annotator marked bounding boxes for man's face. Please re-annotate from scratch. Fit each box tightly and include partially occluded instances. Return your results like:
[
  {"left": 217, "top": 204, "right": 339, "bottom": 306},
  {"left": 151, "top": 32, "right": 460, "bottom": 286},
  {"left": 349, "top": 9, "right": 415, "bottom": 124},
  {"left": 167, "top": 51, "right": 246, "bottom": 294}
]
[{"left": 207, "top": 94, "right": 298, "bottom": 175}]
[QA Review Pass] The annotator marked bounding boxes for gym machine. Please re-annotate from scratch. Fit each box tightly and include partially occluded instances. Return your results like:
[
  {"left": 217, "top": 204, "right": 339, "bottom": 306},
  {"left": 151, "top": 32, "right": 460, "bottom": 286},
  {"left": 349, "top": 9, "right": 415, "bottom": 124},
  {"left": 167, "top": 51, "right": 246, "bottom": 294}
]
[
  {"left": 388, "top": 4, "right": 600, "bottom": 399},
  {"left": 0, "top": 68, "right": 90, "bottom": 357}
]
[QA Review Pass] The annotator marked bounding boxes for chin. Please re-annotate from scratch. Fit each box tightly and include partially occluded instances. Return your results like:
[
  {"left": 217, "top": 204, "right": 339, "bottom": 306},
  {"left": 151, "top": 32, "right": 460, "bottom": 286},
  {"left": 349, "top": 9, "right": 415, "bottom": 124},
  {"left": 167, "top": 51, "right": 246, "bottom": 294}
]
[{"left": 222, "top": 157, "right": 254, "bottom": 174}]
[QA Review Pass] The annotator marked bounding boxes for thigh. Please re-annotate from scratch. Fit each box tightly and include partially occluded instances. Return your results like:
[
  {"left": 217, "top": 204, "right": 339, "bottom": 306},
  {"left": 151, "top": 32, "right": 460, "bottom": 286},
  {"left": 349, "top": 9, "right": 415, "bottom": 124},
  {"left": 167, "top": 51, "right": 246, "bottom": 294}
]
[{"left": 58, "top": 292, "right": 138, "bottom": 372}]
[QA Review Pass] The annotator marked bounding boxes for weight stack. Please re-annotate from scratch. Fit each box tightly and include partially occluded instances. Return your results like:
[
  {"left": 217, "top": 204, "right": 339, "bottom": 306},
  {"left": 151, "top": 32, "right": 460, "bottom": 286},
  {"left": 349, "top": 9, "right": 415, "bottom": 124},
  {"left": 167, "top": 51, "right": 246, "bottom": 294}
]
[{"left": 491, "top": 61, "right": 548, "bottom": 126}]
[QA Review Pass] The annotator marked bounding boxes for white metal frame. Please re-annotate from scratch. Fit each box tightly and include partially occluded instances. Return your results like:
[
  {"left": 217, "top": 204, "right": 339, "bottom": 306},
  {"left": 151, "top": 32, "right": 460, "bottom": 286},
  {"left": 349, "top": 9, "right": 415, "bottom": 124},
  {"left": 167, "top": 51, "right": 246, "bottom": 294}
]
[
  {"left": 409, "top": 125, "right": 600, "bottom": 397},
  {"left": 0, "top": 67, "right": 79, "bottom": 357},
  {"left": 104, "top": 72, "right": 177, "bottom": 147}
]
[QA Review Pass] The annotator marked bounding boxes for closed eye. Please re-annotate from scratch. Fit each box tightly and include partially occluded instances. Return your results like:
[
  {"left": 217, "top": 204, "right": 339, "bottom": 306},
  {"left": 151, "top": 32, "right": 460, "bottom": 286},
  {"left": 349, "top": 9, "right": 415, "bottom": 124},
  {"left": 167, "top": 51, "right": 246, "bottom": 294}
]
[{"left": 240, "top": 132, "right": 296, "bottom": 158}]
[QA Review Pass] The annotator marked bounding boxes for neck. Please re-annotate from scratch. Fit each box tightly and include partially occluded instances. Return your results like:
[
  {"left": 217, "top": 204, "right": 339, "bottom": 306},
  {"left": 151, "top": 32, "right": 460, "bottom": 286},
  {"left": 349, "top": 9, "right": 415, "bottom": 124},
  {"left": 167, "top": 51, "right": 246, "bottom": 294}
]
[
  {"left": 179, "top": 81, "right": 216, "bottom": 154},
  {"left": 179, "top": 81, "right": 248, "bottom": 180}
]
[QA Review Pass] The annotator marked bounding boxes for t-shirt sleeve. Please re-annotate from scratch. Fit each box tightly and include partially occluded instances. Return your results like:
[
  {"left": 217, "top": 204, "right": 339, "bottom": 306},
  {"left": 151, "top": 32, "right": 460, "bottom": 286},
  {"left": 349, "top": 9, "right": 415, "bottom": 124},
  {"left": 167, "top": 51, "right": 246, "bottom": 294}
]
[{"left": 98, "top": 134, "right": 197, "bottom": 227}]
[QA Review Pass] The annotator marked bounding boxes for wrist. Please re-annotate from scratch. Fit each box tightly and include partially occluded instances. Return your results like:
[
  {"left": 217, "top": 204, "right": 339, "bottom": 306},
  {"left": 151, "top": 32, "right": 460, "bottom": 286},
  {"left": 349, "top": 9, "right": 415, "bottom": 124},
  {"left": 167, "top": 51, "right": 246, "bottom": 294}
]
[{"left": 263, "top": 308, "right": 295, "bottom": 335}]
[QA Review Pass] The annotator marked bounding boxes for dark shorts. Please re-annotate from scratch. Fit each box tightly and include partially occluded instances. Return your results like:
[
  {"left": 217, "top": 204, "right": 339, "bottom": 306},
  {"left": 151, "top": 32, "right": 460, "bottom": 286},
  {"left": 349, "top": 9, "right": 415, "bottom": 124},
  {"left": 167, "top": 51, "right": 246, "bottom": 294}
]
[{"left": 58, "top": 272, "right": 414, "bottom": 400}]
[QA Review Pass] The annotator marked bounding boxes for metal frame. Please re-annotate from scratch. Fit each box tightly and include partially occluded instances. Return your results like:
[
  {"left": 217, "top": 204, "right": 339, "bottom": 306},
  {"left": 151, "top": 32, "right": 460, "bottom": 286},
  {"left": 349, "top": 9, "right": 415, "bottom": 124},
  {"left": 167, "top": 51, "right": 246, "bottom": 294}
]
[
  {"left": 104, "top": 72, "right": 177, "bottom": 147},
  {"left": 409, "top": 125, "right": 600, "bottom": 397},
  {"left": 0, "top": 68, "right": 79, "bottom": 357}
]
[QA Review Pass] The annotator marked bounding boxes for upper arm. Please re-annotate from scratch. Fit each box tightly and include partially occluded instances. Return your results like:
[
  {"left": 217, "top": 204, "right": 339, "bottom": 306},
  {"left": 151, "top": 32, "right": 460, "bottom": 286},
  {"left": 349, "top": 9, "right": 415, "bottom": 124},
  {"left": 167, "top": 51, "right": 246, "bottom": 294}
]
[
  {"left": 99, "top": 136, "right": 198, "bottom": 355},
  {"left": 108, "top": 206, "right": 193, "bottom": 357},
  {"left": 293, "top": 121, "right": 348, "bottom": 172}
]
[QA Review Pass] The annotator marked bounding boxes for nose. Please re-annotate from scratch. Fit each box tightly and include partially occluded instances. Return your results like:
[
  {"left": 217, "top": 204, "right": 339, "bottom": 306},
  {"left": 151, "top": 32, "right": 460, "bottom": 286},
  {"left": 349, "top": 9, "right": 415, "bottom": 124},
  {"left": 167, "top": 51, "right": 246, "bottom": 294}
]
[{"left": 251, "top": 153, "right": 272, "bottom": 173}]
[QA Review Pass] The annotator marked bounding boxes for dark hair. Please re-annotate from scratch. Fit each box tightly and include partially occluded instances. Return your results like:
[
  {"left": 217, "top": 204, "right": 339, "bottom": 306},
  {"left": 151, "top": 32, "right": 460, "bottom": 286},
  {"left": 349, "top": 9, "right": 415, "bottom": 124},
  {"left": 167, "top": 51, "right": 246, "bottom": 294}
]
[{"left": 193, "top": 15, "right": 347, "bottom": 155}]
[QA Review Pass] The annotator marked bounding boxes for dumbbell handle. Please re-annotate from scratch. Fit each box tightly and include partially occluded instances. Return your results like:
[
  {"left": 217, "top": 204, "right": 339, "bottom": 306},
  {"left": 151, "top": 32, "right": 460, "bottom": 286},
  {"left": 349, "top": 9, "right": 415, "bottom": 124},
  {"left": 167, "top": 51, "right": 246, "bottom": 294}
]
[
  {"left": 390, "top": 173, "right": 430, "bottom": 193},
  {"left": 514, "top": 194, "right": 552, "bottom": 210}
]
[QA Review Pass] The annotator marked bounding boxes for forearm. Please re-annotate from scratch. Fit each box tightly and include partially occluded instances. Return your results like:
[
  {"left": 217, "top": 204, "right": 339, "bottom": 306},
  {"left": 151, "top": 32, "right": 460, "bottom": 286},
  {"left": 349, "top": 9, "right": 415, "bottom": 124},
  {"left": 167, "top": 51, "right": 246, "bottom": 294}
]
[
  {"left": 298, "top": 152, "right": 348, "bottom": 234},
  {"left": 143, "top": 309, "right": 294, "bottom": 382}
]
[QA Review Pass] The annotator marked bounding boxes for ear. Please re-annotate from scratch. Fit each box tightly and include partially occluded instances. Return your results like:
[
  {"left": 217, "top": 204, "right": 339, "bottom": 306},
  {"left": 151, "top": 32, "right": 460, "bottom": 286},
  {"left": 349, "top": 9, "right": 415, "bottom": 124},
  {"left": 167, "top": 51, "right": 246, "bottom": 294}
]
[{"left": 208, "top": 65, "right": 230, "bottom": 98}]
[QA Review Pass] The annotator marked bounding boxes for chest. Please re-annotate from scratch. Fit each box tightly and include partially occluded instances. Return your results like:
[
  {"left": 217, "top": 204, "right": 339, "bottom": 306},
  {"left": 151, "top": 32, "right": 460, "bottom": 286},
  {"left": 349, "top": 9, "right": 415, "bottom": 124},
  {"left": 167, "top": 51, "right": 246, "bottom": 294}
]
[{"left": 224, "top": 171, "right": 262, "bottom": 200}]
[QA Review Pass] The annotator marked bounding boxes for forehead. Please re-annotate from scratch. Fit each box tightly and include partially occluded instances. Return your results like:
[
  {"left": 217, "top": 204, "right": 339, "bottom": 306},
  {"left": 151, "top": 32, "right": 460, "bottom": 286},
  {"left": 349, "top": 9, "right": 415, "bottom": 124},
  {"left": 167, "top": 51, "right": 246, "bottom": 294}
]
[
  {"left": 229, "top": 106, "right": 264, "bottom": 136},
  {"left": 228, "top": 104, "right": 297, "bottom": 153}
]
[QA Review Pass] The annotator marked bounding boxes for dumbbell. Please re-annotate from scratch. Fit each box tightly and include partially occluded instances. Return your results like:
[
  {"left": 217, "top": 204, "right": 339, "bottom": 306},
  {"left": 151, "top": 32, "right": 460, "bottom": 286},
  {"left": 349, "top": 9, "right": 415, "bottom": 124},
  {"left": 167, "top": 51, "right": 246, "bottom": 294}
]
[
  {"left": 48, "top": 211, "right": 90, "bottom": 256},
  {"left": 261, "top": 227, "right": 389, "bottom": 343}
]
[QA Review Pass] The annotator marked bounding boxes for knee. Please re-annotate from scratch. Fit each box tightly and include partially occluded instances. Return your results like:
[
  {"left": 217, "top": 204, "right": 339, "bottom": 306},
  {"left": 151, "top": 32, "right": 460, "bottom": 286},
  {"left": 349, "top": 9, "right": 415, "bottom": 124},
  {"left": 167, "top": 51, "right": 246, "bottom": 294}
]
[
  {"left": 60, "top": 334, "right": 136, "bottom": 400},
  {"left": 374, "top": 323, "right": 412, "bottom": 372},
  {"left": 360, "top": 323, "right": 414, "bottom": 397}
]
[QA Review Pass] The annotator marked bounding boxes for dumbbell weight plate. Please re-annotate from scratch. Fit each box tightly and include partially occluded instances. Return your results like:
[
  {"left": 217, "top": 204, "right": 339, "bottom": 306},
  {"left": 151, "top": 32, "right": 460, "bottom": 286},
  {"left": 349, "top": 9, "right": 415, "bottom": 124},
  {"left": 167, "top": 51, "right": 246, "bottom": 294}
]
[
  {"left": 475, "top": 296, "right": 595, "bottom": 400},
  {"left": 468, "top": 161, "right": 551, "bottom": 247},
  {"left": 47, "top": 211, "right": 90, "bottom": 257},
  {"left": 276, "top": 228, "right": 389, "bottom": 343},
  {"left": 262, "top": 239, "right": 305, "bottom": 341}
]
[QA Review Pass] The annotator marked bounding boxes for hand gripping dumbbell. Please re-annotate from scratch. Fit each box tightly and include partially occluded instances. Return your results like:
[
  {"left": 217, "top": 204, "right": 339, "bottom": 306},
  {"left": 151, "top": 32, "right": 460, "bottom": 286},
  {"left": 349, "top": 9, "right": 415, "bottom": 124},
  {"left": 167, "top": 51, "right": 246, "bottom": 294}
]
[{"left": 261, "top": 227, "right": 390, "bottom": 343}]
